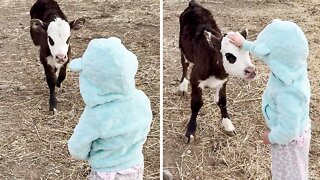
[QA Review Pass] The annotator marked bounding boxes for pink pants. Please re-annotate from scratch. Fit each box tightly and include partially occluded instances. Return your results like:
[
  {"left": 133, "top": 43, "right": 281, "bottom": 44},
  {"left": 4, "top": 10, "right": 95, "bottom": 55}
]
[
  {"left": 88, "top": 165, "right": 144, "bottom": 180},
  {"left": 270, "top": 129, "right": 311, "bottom": 180}
]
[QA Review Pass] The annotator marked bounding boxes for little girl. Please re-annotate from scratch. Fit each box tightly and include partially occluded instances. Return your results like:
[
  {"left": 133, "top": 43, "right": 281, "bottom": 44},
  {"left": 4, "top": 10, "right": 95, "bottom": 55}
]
[
  {"left": 67, "top": 37, "right": 153, "bottom": 180},
  {"left": 228, "top": 19, "right": 311, "bottom": 179}
]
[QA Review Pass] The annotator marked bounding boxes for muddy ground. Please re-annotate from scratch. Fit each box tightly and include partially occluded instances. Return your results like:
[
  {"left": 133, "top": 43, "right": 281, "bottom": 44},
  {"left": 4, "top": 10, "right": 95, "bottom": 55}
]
[
  {"left": 164, "top": 0, "right": 320, "bottom": 179},
  {"left": 0, "top": 0, "right": 159, "bottom": 179}
]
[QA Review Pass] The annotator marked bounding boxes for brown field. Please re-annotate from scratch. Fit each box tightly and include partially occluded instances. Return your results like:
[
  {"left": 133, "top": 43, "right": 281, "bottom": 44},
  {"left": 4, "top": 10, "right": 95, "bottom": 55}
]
[
  {"left": 0, "top": 0, "right": 159, "bottom": 179},
  {"left": 164, "top": 0, "right": 320, "bottom": 179}
]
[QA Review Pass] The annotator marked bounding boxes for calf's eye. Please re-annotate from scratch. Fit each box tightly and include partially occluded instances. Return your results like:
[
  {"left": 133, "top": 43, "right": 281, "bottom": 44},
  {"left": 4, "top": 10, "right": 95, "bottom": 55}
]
[
  {"left": 48, "top": 36, "right": 54, "bottom": 46},
  {"left": 66, "top": 37, "right": 70, "bottom": 44},
  {"left": 225, "top": 53, "right": 236, "bottom": 64}
]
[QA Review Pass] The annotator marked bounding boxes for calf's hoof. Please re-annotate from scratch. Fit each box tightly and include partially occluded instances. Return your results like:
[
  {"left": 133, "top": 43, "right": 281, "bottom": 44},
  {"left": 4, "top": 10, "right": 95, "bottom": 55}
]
[
  {"left": 49, "top": 108, "right": 57, "bottom": 115},
  {"left": 184, "top": 134, "right": 194, "bottom": 144},
  {"left": 176, "top": 89, "right": 187, "bottom": 96},
  {"left": 222, "top": 118, "right": 236, "bottom": 136},
  {"left": 57, "top": 81, "right": 64, "bottom": 89},
  {"left": 177, "top": 78, "right": 189, "bottom": 96},
  {"left": 225, "top": 130, "right": 237, "bottom": 136}
]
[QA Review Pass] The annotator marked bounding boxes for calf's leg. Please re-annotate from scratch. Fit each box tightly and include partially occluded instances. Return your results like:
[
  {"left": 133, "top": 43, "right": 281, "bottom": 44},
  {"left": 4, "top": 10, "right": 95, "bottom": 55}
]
[
  {"left": 57, "top": 64, "right": 67, "bottom": 88},
  {"left": 177, "top": 52, "right": 189, "bottom": 95},
  {"left": 184, "top": 82, "right": 203, "bottom": 143},
  {"left": 44, "top": 65, "right": 57, "bottom": 114},
  {"left": 216, "top": 82, "right": 236, "bottom": 136}
]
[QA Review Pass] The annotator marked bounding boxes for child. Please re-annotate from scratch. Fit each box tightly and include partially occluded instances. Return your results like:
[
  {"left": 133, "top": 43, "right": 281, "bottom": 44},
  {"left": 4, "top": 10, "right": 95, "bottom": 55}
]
[
  {"left": 228, "top": 19, "right": 311, "bottom": 179},
  {"left": 67, "top": 37, "right": 153, "bottom": 180}
]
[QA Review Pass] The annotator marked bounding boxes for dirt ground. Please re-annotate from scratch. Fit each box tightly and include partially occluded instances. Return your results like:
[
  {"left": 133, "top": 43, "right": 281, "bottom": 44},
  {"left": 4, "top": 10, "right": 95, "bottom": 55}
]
[
  {"left": 0, "top": 0, "right": 159, "bottom": 179},
  {"left": 164, "top": 0, "right": 320, "bottom": 179}
]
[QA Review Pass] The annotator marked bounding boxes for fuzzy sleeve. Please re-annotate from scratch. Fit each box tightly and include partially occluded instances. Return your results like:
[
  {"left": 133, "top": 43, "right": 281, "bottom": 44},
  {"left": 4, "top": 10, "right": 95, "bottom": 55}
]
[
  {"left": 243, "top": 40, "right": 271, "bottom": 60},
  {"left": 242, "top": 40, "right": 254, "bottom": 52},
  {"left": 268, "top": 89, "right": 305, "bottom": 145},
  {"left": 68, "top": 109, "right": 100, "bottom": 160}
]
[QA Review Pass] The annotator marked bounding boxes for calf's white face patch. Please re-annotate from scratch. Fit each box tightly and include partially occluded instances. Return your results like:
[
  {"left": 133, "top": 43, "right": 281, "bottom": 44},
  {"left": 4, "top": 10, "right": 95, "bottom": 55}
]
[
  {"left": 47, "top": 18, "right": 70, "bottom": 63},
  {"left": 220, "top": 32, "right": 256, "bottom": 80}
]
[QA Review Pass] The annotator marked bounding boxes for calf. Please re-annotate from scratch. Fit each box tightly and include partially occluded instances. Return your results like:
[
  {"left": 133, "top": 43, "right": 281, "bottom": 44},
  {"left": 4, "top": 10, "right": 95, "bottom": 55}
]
[
  {"left": 30, "top": 0, "right": 85, "bottom": 114},
  {"left": 179, "top": 0, "right": 256, "bottom": 143}
]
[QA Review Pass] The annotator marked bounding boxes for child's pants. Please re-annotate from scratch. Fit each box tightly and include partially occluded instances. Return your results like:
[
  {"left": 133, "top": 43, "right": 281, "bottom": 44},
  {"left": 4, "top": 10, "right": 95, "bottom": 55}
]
[
  {"left": 88, "top": 164, "right": 144, "bottom": 180},
  {"left": 270, "top": 129, "right": 311, "bottom": 180}
]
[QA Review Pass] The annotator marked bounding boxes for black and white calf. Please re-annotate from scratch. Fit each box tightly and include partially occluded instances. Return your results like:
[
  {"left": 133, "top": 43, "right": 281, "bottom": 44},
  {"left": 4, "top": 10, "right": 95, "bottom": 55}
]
[
  {"left": 178, "top": 0, "right": 256, "bottom": 143},
  {"left": 30, "top": 0, "right": 85, "bottom": 114}
]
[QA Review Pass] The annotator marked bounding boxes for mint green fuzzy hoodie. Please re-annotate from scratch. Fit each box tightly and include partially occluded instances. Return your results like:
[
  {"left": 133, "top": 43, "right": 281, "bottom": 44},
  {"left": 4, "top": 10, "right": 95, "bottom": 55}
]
[
  {"left": 67, "top": 37, "right": 153, "bottom": 172},
  {"left": 243, "top": 19, "right": 311, "bottom": 145}
]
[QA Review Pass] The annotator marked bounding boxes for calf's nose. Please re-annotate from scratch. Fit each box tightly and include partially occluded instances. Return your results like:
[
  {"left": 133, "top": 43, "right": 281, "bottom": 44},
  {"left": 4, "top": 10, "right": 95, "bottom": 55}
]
[
  {"left": 244, "top": 66, "right": 256, "bottom": 77},
  {"left": 56, "top": 54, "right": 67, "bottom": 61}
]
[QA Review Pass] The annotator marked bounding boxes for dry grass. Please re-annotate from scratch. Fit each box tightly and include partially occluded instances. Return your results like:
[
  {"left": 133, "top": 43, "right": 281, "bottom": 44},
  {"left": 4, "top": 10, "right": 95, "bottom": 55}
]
[
  {"left": 164, "top": 0, "right": 320, "bottom": 179},
  {"left": 0, "top": 0, "right": 159, "bottom": 179}
]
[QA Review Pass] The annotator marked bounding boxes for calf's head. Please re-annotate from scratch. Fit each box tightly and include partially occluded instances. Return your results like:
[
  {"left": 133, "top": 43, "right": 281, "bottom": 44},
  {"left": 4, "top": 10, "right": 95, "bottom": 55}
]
[
  {"left": 204, "top": 29, "right": 256, "bottom": 81},
  {"left": 30, "top": 17, "right": 85, "bottom": 63}
]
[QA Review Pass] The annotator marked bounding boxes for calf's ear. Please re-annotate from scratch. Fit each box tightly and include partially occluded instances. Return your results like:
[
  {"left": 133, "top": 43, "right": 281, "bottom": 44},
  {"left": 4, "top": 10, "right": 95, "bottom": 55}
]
[
  {"left": 240, "top": 29, "right": 248, "bottom": 39},
  {"left": 69, "top": 18, "right": 85, "bottom": 30},
  {"left": 30, "top": 19, "right": 47, "bottom": 32},
  {"left": 204, "top": 30, "right": 220, "bottom": 48}
]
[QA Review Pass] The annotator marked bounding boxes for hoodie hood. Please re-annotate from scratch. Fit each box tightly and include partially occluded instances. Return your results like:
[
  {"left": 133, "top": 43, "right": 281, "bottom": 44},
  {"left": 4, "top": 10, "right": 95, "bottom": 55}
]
[
  {"left": 243, "top": 19, "right": 309, "bottom": 85},
  {"left": 69, "top": 37, "right": 138, "bottom": 107}
]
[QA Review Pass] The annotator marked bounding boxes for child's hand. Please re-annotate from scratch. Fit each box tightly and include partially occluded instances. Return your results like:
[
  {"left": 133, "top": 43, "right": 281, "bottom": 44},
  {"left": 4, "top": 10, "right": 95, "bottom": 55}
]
[
  {"left": 262, "top": 131, "right": 271, "bottom": 144},
  {"left": 228, "top": 33, "right": 245, "bottom": 47}
]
